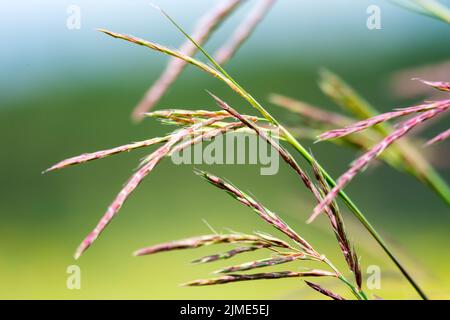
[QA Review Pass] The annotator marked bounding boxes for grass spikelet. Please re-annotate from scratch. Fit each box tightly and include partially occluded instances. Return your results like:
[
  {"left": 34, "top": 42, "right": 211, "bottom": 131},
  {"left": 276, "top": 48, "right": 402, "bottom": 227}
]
[
  {"left": 304, "top": 281, "right": 346, "bottom": 300},
  {"left": 208, "top": 93, "right": 331, "bottom": 215},
  {"left": 98, "top": 29, "right": 254, "bottom": 111},
  {"left": 145, "top": 109, "right": 229, "bottom": 122},
  {"left": 134, "top": 234, "right": 279, "bottom": 256},
  {"left": 183, "top": 270, "right": 336, "bottom": 286},
  {"left": 426, "top": 128, "right": 450, "bottom": 146},
  {"left": 311, "top": 105, "right": 450, "bottom": 220},
  {"left": 414, "top": 78, "right": 450, "bottom": 92},
  {"left": 318, "top": 100, "right": 450, "bottom": 141},
  {"left": 74, "top": 117, "right": 225, "bottom": 259},
  {"left": 194, "top": 169, "right": 367, "bottom": 298},
  {"left": 310, "top": 159, "right": 362, "bottom": 289},
  {"left": 214, "top": 0, "right": 276, "bottom": 64},
  {"left": 318, "top": 69, "right": 379, "bottom": 120},
  {"left": 253, "top": 231, "right": 296, "bottom": 249},
  {"left": 191, "top": 245, "right": 267, "bottom": 264},
  {"left": 85, "top": 11, "right": 430, "bottom": 297},
  {"left": 269, "top": 93, "right": 352, "bottom": 127},
  {"left": 99, "top": 26, "right": 411, "bottom": 293},
  {"left": 319, "top": 70, "right": 450, "bottom": 210},
  {"left": 388, "top": 0, "right": 450, "bottom": 24},
  {"left": 195, "top": 169, "right": 318, "bottom": 255},
  {"left": 388, "top": 0, "right": 450, "bottom": 22},
  {"left": 131, "top": 0, "right": 241, "bottom": 120},
  {"left": 167, "top": 122, "right": 244, "bottom": 157}
]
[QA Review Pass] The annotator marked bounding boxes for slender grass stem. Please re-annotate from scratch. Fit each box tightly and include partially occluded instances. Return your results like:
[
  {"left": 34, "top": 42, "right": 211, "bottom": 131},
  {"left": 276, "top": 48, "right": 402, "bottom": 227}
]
[{"left": 99, "top": 12, "right": 429, "bottom": 299}]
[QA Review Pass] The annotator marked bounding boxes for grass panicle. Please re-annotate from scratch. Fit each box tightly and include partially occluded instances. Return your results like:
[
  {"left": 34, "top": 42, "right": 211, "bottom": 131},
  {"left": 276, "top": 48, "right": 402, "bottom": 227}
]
[
  {"left": 318, "top": 100, "right": 450, "bottom": 141},
  {"left": 209, "top": 93, "right": 335, "bottom": 218},
  {"left": 191, "top": 245, "right": 268, "bottom": 264},
  {"left": 311, "top": 159, "right": 362, "bottom": 290},
  {"left": 312, "top": 104, "right": 450, "bottom": 220},
  {"left": 98, "top": 19, "right": 426, "bottom": 297},
  {"left": 270, "top": 94, "right": 410, "bottom": 172},
  {"left": 426, "top": 128, "right": 450, "bottom": 146},
  {"left": 213, "top": 254, "right": 307, "bottom": 274},
  {"left": 269, "top": 93, "right": 353, "bottom": 128},
  {"left": 389, "top": 0, "right": 450, "bottom": 24},
  {"left": 414, "top": 78, "right": 450, "bottom": 92},
  {"left": 304, "top": 281, "right": 346, "bottom": 300}
]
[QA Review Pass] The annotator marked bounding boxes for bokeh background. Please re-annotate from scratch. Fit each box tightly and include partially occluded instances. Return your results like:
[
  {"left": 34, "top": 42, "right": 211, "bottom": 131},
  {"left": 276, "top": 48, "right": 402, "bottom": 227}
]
[{"left": 1, "top": 0, "right": 449, "bottom": 299}]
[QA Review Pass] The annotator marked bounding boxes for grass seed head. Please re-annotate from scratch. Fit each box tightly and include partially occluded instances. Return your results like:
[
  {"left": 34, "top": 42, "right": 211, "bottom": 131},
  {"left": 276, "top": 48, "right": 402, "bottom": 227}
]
[
  {"left": 183, "top": 270, "right": 336, "bottom": 286},
  {"left": 304, "top": 281, "right": 346, "bottom": 300}
]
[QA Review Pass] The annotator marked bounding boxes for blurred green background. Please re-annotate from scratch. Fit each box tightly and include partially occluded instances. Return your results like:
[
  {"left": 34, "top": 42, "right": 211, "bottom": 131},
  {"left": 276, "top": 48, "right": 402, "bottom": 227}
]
[{"left": 1, "top": 0, "right": 449, "bottom": 299}]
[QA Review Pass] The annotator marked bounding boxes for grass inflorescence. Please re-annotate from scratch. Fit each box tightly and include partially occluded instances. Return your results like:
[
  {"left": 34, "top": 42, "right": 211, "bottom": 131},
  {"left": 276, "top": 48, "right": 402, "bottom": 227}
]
[{"left": 45, "top": 1, "right": 450, "bottom": 300}]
